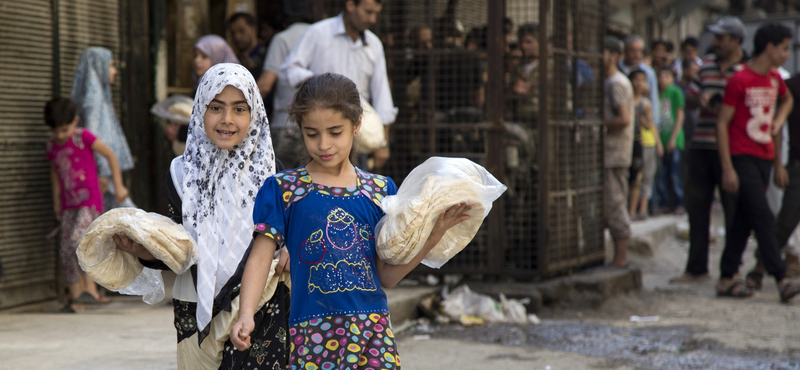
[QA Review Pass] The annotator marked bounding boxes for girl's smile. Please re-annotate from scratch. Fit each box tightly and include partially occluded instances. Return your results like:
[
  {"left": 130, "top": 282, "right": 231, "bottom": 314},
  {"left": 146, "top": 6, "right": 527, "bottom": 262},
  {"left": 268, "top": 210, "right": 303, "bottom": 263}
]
[{"left": 204, "top": 85, "right": 251, "bottom": 149}]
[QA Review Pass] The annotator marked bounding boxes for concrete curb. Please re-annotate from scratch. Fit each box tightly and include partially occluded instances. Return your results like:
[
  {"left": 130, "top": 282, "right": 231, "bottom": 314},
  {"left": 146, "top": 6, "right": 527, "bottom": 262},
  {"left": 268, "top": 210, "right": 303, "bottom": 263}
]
[
  {"left": 385, "top": 286, "right": 441, "bottom": 324},
  {"left": 469, "top": 268, "right": 642, "bottom": 312},
  {"left": 606, "top": 215, "right": 683, "bottom": 261}
]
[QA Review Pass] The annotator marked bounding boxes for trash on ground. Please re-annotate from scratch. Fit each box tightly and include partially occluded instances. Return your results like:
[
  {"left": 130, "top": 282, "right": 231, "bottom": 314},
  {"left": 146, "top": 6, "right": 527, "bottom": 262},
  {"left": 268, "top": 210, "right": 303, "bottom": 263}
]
[
  {"left": 440, "top": 285, "right": 533, "bottom": 325},
  {"left": 441, "top": 285, "right": 505, "bottom": 323},
  {"left": 500, "top": 293, "right": 529, "bottom": 325},
  {"left": 528, "top": 314, "right": 542, "bottom": 325},
  {"left": 413, "top": 335, "right": 431, "bottom": 340},
  {"left": 459, "top": 314, "right": 486, "bottom": 326},
  {"left": 630, "top": 315, "right": 660, "bottom": 322}
]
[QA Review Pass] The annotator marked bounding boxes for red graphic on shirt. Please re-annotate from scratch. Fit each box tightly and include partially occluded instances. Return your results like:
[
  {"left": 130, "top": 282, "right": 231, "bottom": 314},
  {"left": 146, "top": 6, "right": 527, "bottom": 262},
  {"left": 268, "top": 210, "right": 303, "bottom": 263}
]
[
  {"left": 724, "top": 67, "right": 786, "bottom": 160},
  {"left": 744, "top": 86, "right": 778, "bottom": 144}
]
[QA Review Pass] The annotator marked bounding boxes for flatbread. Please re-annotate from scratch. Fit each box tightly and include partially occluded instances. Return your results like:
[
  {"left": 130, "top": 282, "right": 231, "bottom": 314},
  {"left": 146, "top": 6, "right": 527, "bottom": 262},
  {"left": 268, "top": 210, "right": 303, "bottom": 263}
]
[
  {"left": 168, "top": 101, "right": 193, "bottom": 118},
  {"left": 78, "top": 208, "right": 197, "bottom": 290},
  {"left": 376, "top": 175, "right": 485, "bottom": 267}
]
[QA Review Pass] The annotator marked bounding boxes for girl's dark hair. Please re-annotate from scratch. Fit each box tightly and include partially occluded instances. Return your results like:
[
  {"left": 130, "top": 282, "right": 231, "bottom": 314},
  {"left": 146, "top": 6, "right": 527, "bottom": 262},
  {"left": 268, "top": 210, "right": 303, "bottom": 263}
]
[
  {"left": 288, "top": 73, "right": 363, "bottom": 126},
  {"left": 44, "top": 97, "right": 76, "bottom": 128}
]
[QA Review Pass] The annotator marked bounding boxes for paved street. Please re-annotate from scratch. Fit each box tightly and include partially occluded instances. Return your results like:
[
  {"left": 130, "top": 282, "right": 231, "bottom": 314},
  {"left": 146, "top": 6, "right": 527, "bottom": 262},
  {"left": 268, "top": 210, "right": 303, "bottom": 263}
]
[{"left": 3, "top": 214, "right": 800, "bottom": 369}]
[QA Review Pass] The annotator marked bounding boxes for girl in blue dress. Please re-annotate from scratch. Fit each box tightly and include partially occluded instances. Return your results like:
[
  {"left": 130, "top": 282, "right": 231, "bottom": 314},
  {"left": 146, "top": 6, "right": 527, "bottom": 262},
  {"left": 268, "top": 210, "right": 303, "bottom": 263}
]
[{"left": 231, "top": 73, "right": 472, "bottom": 370}]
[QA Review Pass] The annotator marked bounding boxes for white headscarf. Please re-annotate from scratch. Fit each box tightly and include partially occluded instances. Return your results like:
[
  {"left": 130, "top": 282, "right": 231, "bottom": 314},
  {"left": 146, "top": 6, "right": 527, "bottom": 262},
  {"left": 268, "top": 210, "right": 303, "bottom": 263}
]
[{"left": 182, "top": 63, "right": 275, "bottom": 333}]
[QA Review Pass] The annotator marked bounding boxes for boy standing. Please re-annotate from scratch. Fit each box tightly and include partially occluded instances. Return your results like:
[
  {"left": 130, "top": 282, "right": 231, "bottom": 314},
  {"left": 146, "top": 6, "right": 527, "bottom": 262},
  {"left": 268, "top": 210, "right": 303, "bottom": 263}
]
[
  {"left": 654, "top": 68, "right": 686, "bottom": 213},
  {"left": 603, "top": 37, "right": 635, "bottom": 267},
  {"left": 628, "top": 70, "right": 663, "bottom": 219},
  {"left": 717, "top": 23, "right": 798, "bottom": 301}
]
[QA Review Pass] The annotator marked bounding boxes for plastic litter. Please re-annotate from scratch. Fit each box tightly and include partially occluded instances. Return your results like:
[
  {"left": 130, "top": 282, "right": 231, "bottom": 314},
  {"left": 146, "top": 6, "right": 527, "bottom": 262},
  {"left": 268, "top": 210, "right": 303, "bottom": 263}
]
[
  {"left": 441, "top": 285, "right": 505, "bottom": 323},
  {"left": 376, "top": 157, "right": 507, "bottom": 268},
  {"left": 413, "top": 335, "right": 431, "bottom": 340},
  {"left": 500, "top": 293, "right": 529, "bottom": 325},
  {"left": 440, "top": 285, "right": 534, "bottom": 325}
]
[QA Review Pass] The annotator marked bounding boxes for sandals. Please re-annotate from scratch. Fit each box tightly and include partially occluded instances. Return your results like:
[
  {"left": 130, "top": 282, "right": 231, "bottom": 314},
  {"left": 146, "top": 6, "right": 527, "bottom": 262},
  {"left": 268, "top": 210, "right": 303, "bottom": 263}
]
[
  {"left": 785, "top": 264, "right": 800, "bottom": 279},
  {"left": 716, "top": 281, "right": 753, "bottom": 298},
  {"left": 780, "top": 281, "right": 800, "bottom": 303},
  {"left": 745, "top": 271, "right": 764, "bottom": 291}
]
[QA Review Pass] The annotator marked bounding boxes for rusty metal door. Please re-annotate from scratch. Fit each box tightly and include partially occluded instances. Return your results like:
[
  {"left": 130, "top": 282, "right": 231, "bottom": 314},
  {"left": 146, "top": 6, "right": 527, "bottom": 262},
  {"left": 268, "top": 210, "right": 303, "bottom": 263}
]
[{"left": 0, "top": 0, "right": 58, "bottom": 309}]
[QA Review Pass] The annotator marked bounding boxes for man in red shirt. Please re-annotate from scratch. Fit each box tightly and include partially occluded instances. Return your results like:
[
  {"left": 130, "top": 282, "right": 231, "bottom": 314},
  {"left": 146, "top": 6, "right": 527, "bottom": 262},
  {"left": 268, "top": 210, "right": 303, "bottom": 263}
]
[{"left": 717, "top": 23, "right": 798, "bottom": 302}]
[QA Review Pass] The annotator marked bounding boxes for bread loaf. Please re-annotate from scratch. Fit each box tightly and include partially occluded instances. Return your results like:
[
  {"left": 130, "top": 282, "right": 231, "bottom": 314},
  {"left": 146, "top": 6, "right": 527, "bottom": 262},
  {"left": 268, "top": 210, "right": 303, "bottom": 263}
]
[{"left": 78, "top": 208, "right": 197, "bottom": 290}]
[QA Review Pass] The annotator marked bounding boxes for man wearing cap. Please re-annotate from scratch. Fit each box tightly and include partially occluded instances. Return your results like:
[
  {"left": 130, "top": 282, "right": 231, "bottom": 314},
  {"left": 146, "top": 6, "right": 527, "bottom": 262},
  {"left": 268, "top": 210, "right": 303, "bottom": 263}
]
[
  {"left": 604, "top": 36, "right": 635, "bottom": 268},
  {"left": 671, "top": 16, "right": 748, "bottom": 283},
  {"left": 618, "top": 35, "right": 661, "bottom": 129}
]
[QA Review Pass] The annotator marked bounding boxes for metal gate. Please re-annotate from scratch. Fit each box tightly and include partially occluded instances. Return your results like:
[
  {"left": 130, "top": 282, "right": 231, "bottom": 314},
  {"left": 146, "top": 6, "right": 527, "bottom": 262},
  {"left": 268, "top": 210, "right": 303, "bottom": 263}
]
[
  {"left": 0, "top": 0, "right": 126, "bottom": 309},
  {"left": 317, "top": 0, "right": 608, "bottom": 278},
  {"left": 0, "top": 0, "right": 58, "bottom": 309}
]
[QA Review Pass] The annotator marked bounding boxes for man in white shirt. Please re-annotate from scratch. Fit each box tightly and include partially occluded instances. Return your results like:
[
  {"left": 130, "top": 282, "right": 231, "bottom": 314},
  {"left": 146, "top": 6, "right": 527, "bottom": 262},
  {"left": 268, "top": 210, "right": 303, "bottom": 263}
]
[
  {"left": 281, "top": 0, "right": 397, "bottom": 169},
  {"left": 258, "top": 1, "right": 313, "bottom": 145}
]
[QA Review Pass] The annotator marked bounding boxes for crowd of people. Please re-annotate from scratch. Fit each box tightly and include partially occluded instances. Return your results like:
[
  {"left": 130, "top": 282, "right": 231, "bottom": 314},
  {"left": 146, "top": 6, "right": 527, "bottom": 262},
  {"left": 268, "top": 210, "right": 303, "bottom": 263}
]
[{"left": 603, "top": 17, "right": 800, "bottom": 303}]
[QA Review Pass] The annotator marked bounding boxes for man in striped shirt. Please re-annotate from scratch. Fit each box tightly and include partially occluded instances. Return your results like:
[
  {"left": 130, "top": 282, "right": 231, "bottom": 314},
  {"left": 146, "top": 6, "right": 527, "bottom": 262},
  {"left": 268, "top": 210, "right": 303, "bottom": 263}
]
[{"left": 672, "top": 16, "right": 748, "bottom": 283}]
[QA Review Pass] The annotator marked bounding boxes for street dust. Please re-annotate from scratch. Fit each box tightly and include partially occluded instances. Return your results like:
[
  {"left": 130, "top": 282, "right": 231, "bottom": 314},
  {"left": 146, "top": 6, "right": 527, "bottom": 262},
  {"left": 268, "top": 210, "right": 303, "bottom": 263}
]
[{"left": 401, "top": 320, "right": 800, "bottom": 370}]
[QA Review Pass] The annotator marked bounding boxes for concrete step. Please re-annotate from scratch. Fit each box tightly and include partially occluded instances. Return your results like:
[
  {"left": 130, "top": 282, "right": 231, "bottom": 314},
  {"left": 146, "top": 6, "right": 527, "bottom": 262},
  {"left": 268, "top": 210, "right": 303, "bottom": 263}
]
[
  {"left": 468, "top": 268, "right": 642, "bottom": 312},
  {"left": 605, "top": 215, "right": 683, "bottom": 261},
  {"left": 385, "top": 285, "right": 441, "bottom": 324}
]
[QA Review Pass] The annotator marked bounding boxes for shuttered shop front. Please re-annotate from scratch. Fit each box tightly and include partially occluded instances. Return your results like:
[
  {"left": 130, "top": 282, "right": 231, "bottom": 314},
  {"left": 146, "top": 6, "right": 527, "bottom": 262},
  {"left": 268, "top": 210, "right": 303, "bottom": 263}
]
[
  {"left": 0, "top": 1, "right": 57, "bottom": 309},
  {"left": 0, "top": 0, "right": 122, "bottom": 309},
  {"left": 59, "top": 0, "right": 122, "bottom": 118}
]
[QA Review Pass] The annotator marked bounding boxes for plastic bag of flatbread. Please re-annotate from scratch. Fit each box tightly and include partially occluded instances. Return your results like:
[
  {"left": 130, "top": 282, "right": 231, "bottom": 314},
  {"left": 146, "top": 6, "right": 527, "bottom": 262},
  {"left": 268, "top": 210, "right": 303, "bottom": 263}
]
[
  {"left": 77, "top": 208, "right": 197, "bottom": 304},
  {"left": 354, "top": 96, "right": 385, "bottom": 154},
  {"left": 375, "top": 157, "right": 507, "bottom": 268}
]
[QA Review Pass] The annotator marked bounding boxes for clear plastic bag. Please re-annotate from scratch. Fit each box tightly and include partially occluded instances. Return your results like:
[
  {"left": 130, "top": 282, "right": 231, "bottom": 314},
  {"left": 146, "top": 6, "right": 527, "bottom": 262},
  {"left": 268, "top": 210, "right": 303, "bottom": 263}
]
[
  {"left": 441, "top": 285, "right": 505, "bottom": 323},
  {"left": 354, "top": 96, "right": 386, "bottom": 154},
  {"left": 117, "top": 267, "right": 166, "bottom": 304},
  {"left": 77, "top": 208, "right": 197, "bottom": 304},
  {"left": 375, "top": 157, "right": 507, "bottom": 268}
]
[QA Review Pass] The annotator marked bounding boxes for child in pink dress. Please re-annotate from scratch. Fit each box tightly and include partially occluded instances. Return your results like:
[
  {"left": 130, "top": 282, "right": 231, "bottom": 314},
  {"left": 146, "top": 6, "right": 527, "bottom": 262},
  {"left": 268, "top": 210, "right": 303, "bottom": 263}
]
[{"left": 45, "top": 97, "right": 129, "bottom": 311}]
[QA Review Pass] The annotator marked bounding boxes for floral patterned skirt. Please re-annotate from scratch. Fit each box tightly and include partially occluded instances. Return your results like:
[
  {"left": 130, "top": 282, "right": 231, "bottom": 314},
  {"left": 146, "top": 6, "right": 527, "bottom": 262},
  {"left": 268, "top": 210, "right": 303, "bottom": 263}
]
[
  {"left": 290, "top": 313, "right": 400, "bottom": 370},
  {"left": 60, "top": 207, "right": 100, "bottom": 284},
  {"left": 173, "top": 282, "right": 291, "bottom": 370}
]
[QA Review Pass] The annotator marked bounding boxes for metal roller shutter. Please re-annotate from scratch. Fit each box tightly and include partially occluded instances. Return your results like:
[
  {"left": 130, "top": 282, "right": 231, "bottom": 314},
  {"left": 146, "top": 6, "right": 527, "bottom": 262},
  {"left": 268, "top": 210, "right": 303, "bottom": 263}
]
[
  {"left": 58, "top": 0, "right": 122, "bottom": 118},
  {"left": 0, "top": 0, "right": 58, "bottom": 309}
]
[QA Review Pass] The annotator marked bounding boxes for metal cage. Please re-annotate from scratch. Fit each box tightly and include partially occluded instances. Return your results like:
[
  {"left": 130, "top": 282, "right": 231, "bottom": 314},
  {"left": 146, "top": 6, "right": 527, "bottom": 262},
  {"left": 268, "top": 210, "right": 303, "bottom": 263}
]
[{"left": 321, "top": 0, "right": 608, "bottom": 278}]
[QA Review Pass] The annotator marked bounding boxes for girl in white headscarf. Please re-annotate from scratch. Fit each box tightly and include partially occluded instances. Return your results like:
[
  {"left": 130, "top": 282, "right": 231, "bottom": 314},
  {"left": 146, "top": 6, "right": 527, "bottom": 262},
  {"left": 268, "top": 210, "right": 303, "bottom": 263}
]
[{"left": 114, "top": 63, "right": 290, "bottom": 370}]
